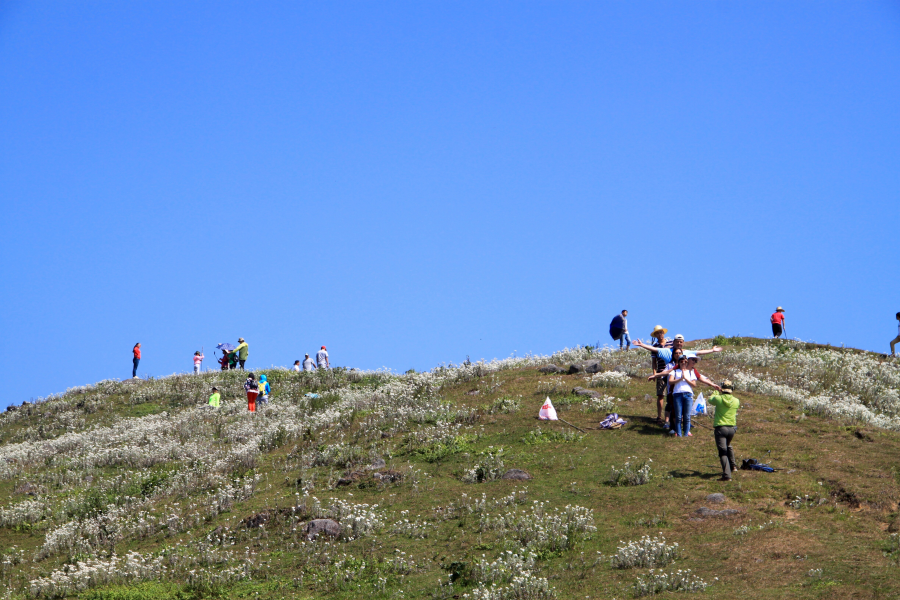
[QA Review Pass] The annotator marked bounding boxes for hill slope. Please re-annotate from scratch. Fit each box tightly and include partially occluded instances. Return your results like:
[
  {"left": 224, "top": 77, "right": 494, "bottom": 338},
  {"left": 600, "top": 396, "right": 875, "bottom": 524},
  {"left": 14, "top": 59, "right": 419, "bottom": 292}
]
[{"left": 0, "top": 338, "right": 899, "bottom": 600}]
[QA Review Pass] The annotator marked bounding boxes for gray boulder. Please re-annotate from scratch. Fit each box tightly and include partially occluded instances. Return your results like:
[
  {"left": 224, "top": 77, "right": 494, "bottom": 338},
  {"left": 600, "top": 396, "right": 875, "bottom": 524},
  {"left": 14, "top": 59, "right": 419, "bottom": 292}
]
[
  {"left": 695, "top": 507, "right": 739, "bottom": 518},
  {"left": 367, "top": 458, "right": 387, "bottom": 470},
  {"left": 501, "top": 469, "right": 532, "bottom": 481},
  {"left": 572, "top": 387, "right": 601, "bottom": 399},
  {"left": 706, "top": 493, "right": 726, "bottom": 504},
  {"left": 302, "top": 518, "right": 341, "bottom": 540},
  {"left": 539, "top": 364, "right": 565, "bottom": 374},
  {"left": 568, "top": 359, "right": 603, "bottom": 374}
]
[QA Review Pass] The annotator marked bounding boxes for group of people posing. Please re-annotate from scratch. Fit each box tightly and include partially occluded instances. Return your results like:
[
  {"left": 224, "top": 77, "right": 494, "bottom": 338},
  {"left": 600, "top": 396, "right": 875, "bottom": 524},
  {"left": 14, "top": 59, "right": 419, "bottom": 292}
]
[{"left": 632, "top": 326, "right": 741, "bottom": 482}]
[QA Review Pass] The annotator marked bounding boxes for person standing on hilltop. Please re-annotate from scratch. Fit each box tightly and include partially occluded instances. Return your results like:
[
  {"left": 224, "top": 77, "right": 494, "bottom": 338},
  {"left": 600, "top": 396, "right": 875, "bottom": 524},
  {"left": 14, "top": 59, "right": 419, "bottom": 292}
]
[
  {"left": 292, "top": 360, "right": 301, "bottom": 372},
  {"left": 609, "top": 310, "right": 631, "bottom": 350},
  {"left": 316, "top": 346, "right": 329, "bottom": 370},
  {"left": 234, "top": 338, "right": 249, "bottom": 370},
  {"left": 771, "top": 307, "right": 786, "bottom": 339},
  {"left": 643, "top": 325, "right": 671, "bottom": 425},
  {"left": 132, "top": 343, "right": 141, "bottom": 378},
  {"left": 193, "top": 351, "right": 204, "bottom": 374},
  {"left": 303, "top": 353, "right": 316, "bottom": 372},
  {"left": 890, "top": 312, "right": 900, "bottom": 357},
  {"left": 707, "top": 380, "right": 740, "bottom": 481}
]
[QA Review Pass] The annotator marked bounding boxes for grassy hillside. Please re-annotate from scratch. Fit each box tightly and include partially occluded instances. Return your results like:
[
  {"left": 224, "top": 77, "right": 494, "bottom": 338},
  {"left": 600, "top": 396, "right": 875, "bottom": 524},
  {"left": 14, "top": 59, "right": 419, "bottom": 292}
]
[{"left": 0, "top": 338, "right": 899, "bottom": 600}]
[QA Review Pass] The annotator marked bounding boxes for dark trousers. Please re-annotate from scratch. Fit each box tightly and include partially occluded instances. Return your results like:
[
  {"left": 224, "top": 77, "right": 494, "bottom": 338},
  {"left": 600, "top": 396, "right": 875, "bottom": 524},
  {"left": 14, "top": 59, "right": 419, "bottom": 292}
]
[
  {"left": 714, "top": 426, "right": 737, "bottom": 477},
  {"left": 772, "top": 323, "right": 783, "bottom": 338},
  {"left": 238, "top": 360, "right": 246, "bottom": 370},
  {"left": 132, "top": 358, "right": 140, "bottom": 378}
]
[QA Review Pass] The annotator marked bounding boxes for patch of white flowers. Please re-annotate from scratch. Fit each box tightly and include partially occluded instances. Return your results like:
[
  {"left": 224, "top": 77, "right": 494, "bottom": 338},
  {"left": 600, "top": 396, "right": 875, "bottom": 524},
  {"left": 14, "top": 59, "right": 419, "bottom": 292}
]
[
  {"left": 587, "top": 371, "right": 629, "bottom": 388},
  {"left": 391, "top": 510, "right": 432, "bottom": 538},
  {"left": 611, "top": 534, "right": 679, "bottom": 569},
  {"left": 461, "top": 447, "right": 506, "bottom": 483},
  {"left": 633, "top": 569, "right": 711, "bottom": 596},
  {"left": 480, "top": 501, "right": 596, "bottom": 554},
  {"left": 463, "top": 572, "right": 555, "bottom": 600},
  {"left": 608, "top": 457, "right": 652, "bottom": 486}
]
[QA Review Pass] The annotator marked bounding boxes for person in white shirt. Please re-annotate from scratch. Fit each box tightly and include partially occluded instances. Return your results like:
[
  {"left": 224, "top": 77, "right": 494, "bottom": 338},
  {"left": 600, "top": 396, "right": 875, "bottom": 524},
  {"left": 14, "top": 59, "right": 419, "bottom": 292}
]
[
  {"left": 291, "top": 360, "right": 301, "bottom": 372},
  {"left": 302, "top": 354, "right": 316, "bottom": 372},
  {"left": 316, "top": 346, "right": 329, "bottom": 369},
  {"left": 667, "top": 355, "right": 721, "bottom": 438}
]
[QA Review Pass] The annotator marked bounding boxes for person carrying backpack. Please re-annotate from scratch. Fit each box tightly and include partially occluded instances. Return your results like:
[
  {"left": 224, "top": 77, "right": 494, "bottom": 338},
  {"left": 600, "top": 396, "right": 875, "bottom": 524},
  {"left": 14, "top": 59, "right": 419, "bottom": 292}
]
[
  {"left": 244, "top": 373, "right": 259, "bottom": 412},
  {"left": 609, "top": 310, "right": 630, "bottom": 350},
  {"left": 707, "top": 380, "right": 740, "bottom": 481},
  {"left": 258, "top": 374, "right": 270, "bottom": 406}
]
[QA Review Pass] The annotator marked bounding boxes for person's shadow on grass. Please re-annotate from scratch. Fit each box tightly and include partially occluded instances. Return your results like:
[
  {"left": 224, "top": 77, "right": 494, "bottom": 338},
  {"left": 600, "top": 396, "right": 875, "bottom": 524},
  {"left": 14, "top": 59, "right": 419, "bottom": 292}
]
[{"left": 668, "top": 468, "right": 719, "bottom": 480}]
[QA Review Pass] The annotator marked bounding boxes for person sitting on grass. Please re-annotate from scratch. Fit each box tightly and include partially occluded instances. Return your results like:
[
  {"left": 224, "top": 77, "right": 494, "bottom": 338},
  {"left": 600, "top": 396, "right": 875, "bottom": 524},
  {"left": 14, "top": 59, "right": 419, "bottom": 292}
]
[{"left": 707, "top": 380, "right": 740, "bottom": 481}]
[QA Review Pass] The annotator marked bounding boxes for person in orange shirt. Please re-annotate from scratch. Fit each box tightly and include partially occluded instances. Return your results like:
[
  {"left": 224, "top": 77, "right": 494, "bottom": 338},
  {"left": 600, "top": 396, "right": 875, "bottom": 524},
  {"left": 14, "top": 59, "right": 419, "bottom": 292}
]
[
  {"left": 770, "top": 307, "right": 786, "bottom": 339},
  {"left": 132, "top": 343, "right": 141, "bottom": 378}
]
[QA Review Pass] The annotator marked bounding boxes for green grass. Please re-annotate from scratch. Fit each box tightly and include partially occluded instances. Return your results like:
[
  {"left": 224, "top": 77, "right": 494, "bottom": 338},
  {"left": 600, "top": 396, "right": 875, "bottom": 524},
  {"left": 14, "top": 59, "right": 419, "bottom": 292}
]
[{"left": 1, "top": 339, "right": 899, "bottom": 599}]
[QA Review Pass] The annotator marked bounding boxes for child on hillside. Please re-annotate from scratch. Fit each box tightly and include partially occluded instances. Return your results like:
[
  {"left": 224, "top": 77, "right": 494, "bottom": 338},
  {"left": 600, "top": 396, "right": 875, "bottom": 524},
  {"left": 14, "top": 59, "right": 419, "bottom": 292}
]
[
  {"left": 258, "top": 374, "right": 270, "bottom": 406},
  {"left": 193, "top": 351, "right": 204, "bottom": 374},
  {"left": 208, "top": 387, "right": 221, "bottom": 409},
  {"left": 218, "top": 352, "right": 230, "bottom": 371}
]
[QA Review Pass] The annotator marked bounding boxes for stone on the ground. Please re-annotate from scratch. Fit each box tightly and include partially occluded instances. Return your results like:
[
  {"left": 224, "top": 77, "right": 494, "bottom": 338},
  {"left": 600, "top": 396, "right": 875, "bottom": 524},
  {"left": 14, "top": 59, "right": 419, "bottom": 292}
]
[
  {"left": 706, "top": 493, "right": 726, "bottom": 504},
  {"left": 501, "top": 469, "right": 532, "bottom": 481},
  {"left": 568, "top": 359, "right": 603, "bottom": 375},
  {"left": 539, "top": 364, "right": 565, "bottom": 374},
  {"left": 695, "top": 507, "right": 739, "bottom": 518},
  {"left": 368, "top": 457, "right": 387, "bottom": 470},
  {"left": 302, "top": 519, "right": 341, "bottom": 540},
  {"left": 572, "top": 387, "right": 601, "bottom": 398}
]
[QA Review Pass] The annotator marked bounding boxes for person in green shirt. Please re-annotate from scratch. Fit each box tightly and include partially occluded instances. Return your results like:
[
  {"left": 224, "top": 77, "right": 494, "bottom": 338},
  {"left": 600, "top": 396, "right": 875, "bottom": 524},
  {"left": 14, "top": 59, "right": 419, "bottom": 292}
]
[
  {"left": 707, "top": 380, "right": 740, "bottom": 481},
  {"left": 208, "top": 387, "right": 221, "bottom": 409},
  {"left": 233, "top": 338, "right": 249, "bottom": 370}
]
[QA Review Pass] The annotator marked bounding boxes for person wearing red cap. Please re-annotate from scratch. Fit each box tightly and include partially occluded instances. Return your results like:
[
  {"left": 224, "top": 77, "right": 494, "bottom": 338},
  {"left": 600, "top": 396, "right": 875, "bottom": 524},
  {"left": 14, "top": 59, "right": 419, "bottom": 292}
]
[{"left": 316, "top": 346, "right": 329, "bottom": 370}]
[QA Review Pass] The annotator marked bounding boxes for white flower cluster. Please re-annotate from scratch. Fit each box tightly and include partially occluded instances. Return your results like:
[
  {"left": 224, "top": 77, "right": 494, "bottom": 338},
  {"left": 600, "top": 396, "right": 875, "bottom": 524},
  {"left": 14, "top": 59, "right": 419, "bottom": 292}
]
[
  {"left": 481, "top": 501, "right": 596, "bottom": 554},
  {"left": 788, "top": 494, "right": 827, "bottom": 509},
  {"left": 488, "top": 396, "right": 522, "bottom": 414},
  {"left": 580, "top": 394, "right": 618, "bottom": 413},
  {"left": 0, "top": 498, "right": 51, "bottom": 528},
  {"left": 611, "top": 534, "right": 679, "bottom": 569},
  {"left": 587, "top": 371, "right": 630, "bottom": 388},
  {"left": 463, "top": 572, "right": 555, "bottom": 600},
  {"left": 468, "top": 550, "right": 537, "bottom": 585},
  {"left": 391, "top": 510, "right": 432, "bottom": 538},
  {"left": 608, "top": 457, "right": 652, "bottom": 486},
  {"left": 721, "top": 341, "right": 900, "bottom": 430},
  {"left": 633, "top": 569, "right": 711, "bottom": 596}
]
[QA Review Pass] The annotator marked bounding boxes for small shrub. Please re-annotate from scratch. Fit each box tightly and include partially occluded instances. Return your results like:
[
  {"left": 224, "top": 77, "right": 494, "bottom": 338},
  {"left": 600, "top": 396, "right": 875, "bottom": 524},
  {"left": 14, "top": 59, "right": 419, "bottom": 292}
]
[
  {"left": 612, "top": 535, "right": 679, "bottom": 569},
  {"left": 487, "top": 396, "right": 521, "bottom": 415},
  {"left": 461, "top": 447, "right": 506, "bottom": 483},
  {"left": 521, "top": 427, "right": 583, "bottom": 446},
  {"left": 608, "top": 457, "right": 652, "bottom": 487},
  {"left": 633, "top": 569, "right": 711, "bottom": 596}
]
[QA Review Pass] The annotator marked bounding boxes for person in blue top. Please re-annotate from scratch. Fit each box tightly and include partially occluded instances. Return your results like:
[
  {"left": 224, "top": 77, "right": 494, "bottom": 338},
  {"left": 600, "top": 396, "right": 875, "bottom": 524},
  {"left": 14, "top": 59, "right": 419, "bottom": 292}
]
[
  {"left": 633, "top": 334, "right": 723, "bottom": 364},
  {"left": 258, "top": 374, "right": 271, "bottom": 406}
]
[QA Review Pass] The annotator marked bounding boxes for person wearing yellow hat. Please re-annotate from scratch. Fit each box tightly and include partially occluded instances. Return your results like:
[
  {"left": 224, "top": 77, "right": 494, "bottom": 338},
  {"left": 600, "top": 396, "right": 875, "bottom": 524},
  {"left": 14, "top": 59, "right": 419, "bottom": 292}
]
[{"left": 770, "top": 307, "right": 785, "bottom": 339}]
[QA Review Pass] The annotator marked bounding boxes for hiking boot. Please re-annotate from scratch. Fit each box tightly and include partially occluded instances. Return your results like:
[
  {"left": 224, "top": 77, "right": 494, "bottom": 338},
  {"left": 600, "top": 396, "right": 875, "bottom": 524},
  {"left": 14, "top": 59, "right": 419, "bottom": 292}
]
[
  {"left": 719, "top": 476, "right": 732, "bottom": 482},
  {"left": 663, "top": 422, "right": 670, "bottom": 430},
  {"left": 668, "top": 429, "right": 676, "bottom": 436}
]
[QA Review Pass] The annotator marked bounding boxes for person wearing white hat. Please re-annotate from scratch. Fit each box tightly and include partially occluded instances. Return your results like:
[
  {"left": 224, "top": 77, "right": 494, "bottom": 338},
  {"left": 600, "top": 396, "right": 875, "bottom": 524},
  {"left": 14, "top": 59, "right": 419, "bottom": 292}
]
[{"left": 770, "top": 307, "right": 786, "bottom": 339}]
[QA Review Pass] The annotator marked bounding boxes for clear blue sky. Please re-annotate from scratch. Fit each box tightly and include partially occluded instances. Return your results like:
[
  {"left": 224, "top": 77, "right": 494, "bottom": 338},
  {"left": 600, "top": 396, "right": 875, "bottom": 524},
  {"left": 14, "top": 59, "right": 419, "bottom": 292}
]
[{"left": 2, "top": 2, "right": 899, "bottom": 406}]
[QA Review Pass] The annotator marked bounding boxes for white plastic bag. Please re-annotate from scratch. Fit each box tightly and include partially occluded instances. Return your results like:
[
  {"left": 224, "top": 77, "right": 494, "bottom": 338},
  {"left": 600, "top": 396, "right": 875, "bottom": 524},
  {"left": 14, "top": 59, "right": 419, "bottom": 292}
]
[
  {"left": 690, "top": 392, "right": 706, "bottom": 417},
  {"left": 539, "top": 397, "right": 558, "bottom": 421}
]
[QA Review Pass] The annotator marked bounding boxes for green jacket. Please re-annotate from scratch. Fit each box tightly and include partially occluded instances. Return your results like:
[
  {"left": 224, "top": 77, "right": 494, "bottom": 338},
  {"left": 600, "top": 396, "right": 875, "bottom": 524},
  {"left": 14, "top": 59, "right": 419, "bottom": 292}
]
[
  {"left": 707, "top": 392, "right": 739, "bottom": 427},
  {"left": 234, "top": 342, "right": 249, "bottom": 360},
  {"left": 208, "top": 392, "right": 221, "bottom": 408}
]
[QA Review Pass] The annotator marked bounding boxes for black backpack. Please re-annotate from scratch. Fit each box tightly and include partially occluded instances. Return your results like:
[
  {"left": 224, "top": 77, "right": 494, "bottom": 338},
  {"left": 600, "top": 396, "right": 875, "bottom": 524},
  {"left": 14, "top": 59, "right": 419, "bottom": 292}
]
[{"left": 609, "top": 315, "right": 624, "bottom": 340}]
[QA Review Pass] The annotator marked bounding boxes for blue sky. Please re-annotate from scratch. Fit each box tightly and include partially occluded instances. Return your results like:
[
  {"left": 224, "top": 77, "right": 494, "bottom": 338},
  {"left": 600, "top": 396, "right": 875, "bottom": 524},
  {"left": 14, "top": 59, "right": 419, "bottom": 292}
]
[{"left": 2, "top": 1, "right": 899, "bottom": 406}]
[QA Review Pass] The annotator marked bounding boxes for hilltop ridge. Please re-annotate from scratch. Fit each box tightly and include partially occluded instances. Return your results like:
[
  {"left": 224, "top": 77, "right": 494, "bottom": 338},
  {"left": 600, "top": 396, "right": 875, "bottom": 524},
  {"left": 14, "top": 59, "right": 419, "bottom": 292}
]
[{"left": 0, "top": 338, "right": 899, "bottom": 599}]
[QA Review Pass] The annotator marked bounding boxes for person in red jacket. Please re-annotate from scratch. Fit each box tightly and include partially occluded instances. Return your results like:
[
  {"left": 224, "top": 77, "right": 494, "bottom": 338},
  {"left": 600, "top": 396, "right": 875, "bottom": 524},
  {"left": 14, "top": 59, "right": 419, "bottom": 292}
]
[
  {"left": 132, "top": 343, "right": 141, "bottom": 378},
  {"left": 771, "top": 307, "right": 786, "bottom": 339}
]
